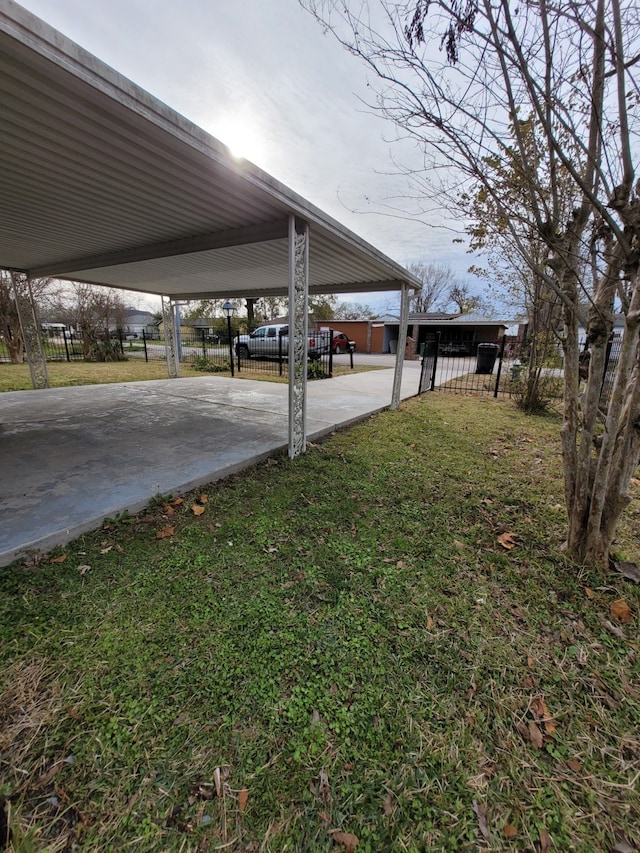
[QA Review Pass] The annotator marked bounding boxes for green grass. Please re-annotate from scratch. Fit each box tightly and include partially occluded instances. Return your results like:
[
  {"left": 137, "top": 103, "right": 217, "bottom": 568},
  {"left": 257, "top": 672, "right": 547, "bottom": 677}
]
[
  {"left": 1, "top": 395, "right": 638, "bottom": 852},
  {"left": 0, "top": 361, "right": 381, "bottom": 392}
]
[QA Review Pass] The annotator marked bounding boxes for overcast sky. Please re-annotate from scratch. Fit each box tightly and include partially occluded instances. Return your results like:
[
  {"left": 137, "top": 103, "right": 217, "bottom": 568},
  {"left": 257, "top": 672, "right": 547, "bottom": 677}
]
[{"left": 17, "top": 0, "right": 481, "bottom": 313}]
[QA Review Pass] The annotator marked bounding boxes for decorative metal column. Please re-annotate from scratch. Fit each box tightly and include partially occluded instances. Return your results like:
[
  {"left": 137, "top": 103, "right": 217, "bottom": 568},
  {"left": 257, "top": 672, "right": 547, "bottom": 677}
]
[
  {"left": 288, "top": 215, "right": 309, "bottom": 459},
  {"left": 162, "top": 295, "right": 179, "bottom": 378},
  {"left": 391, "top": 283, "right": 410, "bottom": 410},
  {"left": 12, "top": 272, "right": 49, "bottom": 389}
]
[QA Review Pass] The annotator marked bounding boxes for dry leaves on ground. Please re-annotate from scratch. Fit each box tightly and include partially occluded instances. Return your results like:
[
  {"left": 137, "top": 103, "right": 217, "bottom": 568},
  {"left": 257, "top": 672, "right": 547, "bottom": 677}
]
[
  {"left": 497, "top": 532, "right": 517, "bottom": 550},
  {"left": 611, "top": 599, "right": 633, "bottom": 624}
]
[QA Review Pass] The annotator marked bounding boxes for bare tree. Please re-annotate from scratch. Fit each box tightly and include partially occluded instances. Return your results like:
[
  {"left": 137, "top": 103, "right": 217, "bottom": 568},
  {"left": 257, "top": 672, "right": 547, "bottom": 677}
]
[
  {"left": 0, "top": 270, "right": 52, "bottom": 363},
  {"left": 302, "top": 0, "right": 640, "bottom": 568},
  {"left": 50, "top": 282, "right": 127, "bottom": 360},
  {"left": 408, "top": 261, "right": 457, "bottom": 312}
]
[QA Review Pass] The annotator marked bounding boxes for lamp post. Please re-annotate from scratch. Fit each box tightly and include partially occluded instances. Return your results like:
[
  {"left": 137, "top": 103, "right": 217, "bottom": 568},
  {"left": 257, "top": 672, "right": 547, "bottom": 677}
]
[{"left": 222, "top": 300, "right": 235, "bottom": 377}]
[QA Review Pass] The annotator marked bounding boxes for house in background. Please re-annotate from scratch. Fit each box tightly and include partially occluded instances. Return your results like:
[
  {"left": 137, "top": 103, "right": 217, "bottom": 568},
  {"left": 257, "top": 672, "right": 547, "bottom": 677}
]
[
  {"left": 316, "top": 313, "right": 515, "bottom": 356},
  {"left": 119, "top": 309, "right": 161, "bottom": 339}
]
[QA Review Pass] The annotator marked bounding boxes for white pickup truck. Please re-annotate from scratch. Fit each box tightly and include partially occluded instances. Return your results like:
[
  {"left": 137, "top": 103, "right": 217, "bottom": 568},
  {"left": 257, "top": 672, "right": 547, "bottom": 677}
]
[{"left": 235, "top": 324, "right": 330, "bottom": 360}]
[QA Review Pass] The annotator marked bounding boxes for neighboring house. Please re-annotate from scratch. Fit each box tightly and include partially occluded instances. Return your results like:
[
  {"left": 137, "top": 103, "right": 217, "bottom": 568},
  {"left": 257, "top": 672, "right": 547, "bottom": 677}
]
[
  {"left": 405, "top": 312, "right": 513, "bottom": 358},
  {"left": 118, "top": 309, "right": 160, "bottom": 339},
  {"left": 315, "top": 313, "right": 514, "bottom": 356}
]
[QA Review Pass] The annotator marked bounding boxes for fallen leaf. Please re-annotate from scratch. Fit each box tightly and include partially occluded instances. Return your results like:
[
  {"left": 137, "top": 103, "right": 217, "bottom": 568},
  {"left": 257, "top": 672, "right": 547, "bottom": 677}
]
[
  {"left": 611, "top": 599, "right": 633, "bottom": 624},
  {"left": 481, "top": 497, "right": 494, "bottom": 505},
  {"left": 50, "top": 554, "right": 67, "bottom": 564},
  {"left": 396, "top": 559, "right": 406, "bottom": 568},
  {"left": 530, "top": 697, "right": 557, "bottom": 735},
  {"left": 78, "top": 564, "right": 91, "bottom": 576},
  {"left": 497, "top": 532, "right": 517, "bottom": 549},
  {"left": 539, "top": 826, "right": 552, "bottom": 852},
  {"left": 584, "top": 587, "right": 595, "bottom": 599},
  {"left": 603, "top": 619, "right": 627, "bottom": 640},
  {"left": 100, "top": 544, "right": 113, "bottom": 554},
  {"left": 472, "top": 800, "right": 490, "bottom": 842},
  {"left": 383, "top": 792, "right": 395, "bottom": 816},
  {"left": 612, "top": 561, "right": 640, "bottom": 583},
  {"left": 527, "top": 655, "right": 536, "bottom": 670},
  {"left": 426, "top": 615, "right": 435, "bottom": 629},
  {"left": 171, "top": 497, "right": 184, "bottom": 506},
  {"left": 162, "top": 504, "right": 175, "bottom": 516},
  {"left": 331, "top": 830, "right": 359, "bottom": 852},
  {"left": 528, "top": 720, "right": 544, "bottom": 748},
  {"left": 237, "top": 788, "right": 248, "bottom": 812},
  {"left": 213, "top": 767, "right": 222, "bottom": 798},
  {"left": 199, "top": 493, "right": 208, "bottom": 503},
  {"left": 192, "top": 504, "right": 206, "bottom": 516},
  {"left": 503, "top": 823, "right": 518, "bottom": 838},
  {"left": 566, "top": 759, "right": 582, "bottom": 773},
  {"left": 156, "top": 525, "right": 175, "bottom": 539}
]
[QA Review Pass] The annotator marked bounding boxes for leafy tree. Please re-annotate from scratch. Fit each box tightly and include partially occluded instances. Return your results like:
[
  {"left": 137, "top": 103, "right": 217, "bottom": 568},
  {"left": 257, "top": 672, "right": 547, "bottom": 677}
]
[
  {"left": 302, "top": 0, "right": 640, "bottom": 568},
  {"left": 464, "top": 117, "right": 576, "bottom": 410},
  {"left": 334, "top": 300, "right": 376, "bottom": 319},
  {"left": 446, "top": 282, "right": 493, "bottom": 316},
  {"left": 309, "top": 295, "right": 338, "bottom": 321},
  {"left": 181, "top": 299, "right": 224, "bottom": 323}
]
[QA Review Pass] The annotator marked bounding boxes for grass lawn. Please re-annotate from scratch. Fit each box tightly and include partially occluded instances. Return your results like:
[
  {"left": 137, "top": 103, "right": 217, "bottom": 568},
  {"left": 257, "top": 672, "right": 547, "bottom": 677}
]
[
  {"left": 0, "top": 361, "right": 380, "bottom": 392},
  {"left": 1, "top": 395, "right": 638, "bottom": 852}
]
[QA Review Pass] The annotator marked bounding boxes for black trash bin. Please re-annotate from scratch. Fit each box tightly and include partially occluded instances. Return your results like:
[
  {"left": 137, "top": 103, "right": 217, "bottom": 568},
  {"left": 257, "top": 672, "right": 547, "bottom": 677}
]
[{"left": 476, "top": 343, "right": 499, "bottom": 374}]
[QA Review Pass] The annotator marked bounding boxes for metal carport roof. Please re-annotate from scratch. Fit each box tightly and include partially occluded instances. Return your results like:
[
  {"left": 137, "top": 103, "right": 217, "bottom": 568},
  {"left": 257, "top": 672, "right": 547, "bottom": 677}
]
[{"left": 0, "top": 0, "right": 419, "bottom": 301}]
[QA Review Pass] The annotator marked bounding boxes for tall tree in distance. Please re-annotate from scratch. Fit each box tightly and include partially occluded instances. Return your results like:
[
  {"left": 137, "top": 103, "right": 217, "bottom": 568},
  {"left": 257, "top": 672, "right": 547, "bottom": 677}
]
[
  {"left": 302, "top": 0, "right": 640, "bottom": 568},
  {"left": 408, "top": 261, "right": 457, "bottom": 313}
]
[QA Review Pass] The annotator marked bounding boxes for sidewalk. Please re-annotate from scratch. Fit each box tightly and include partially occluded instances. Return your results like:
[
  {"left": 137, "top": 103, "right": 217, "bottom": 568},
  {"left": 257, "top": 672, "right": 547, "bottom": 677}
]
[{"left": 0, "top": 366, "right": 419, "bottom": 566}]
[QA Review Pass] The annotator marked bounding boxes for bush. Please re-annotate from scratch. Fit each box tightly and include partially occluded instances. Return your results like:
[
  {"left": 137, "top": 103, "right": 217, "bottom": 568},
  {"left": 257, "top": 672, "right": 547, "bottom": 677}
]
[
  {"left": 87, "top": 339, "right": 128, "bottom": 362},
  {"left": 192, "top": 356, "right": 230, "bottom": 373},
  {"left": 307, "top": 360, "right": 328, "bottom": 380}
]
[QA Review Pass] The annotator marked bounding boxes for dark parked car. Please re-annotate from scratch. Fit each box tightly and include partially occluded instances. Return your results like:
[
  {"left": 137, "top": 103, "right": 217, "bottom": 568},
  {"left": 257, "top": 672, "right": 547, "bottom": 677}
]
[{"left": 332, "top": 331, "right": 355, "bottom": 354}]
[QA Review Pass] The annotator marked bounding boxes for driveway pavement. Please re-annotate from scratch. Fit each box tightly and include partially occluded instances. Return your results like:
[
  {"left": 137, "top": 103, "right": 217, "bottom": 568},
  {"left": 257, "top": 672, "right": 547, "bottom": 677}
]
[{"left": 0, "top": 363, "right": 421, "bottom": 566}]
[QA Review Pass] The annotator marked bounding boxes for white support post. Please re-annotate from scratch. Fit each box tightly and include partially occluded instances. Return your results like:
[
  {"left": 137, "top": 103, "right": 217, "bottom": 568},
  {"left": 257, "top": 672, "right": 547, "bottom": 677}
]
[
  {"left": 288, "top": 214, "right": 309, "bottom": 459},
  {"left": 162, "top": 295, "right": 180, "bottom": 378},
  {"left": 391, "top": 284, "right": 410, "bottom": 410},
  {"left": 12, "top": 272, "right": 49, "bottom": 389}
]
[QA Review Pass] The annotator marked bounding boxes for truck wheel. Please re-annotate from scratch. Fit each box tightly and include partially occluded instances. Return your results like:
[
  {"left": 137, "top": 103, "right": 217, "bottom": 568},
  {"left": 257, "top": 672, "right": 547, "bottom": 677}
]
[{"left": 236, "top": 344, "right": 250, "bottom": 359}]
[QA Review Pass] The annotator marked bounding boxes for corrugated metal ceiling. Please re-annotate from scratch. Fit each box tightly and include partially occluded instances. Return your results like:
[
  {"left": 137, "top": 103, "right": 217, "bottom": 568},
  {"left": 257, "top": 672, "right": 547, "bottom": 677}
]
[{"left": 0, "top": 1, "right": 419, "bottom": 300}]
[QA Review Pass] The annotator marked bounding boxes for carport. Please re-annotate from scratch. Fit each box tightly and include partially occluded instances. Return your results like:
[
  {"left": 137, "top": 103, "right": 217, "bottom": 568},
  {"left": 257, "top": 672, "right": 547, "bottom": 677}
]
[{"left": 0, "top": 1, "right": 419, "bottom": 458}]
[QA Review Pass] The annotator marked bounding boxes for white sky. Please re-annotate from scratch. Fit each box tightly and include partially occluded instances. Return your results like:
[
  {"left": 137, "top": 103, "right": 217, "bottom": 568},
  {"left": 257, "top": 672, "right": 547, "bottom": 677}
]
[{"left": 17, "top": 0, "right": 483, "bottom": 314}]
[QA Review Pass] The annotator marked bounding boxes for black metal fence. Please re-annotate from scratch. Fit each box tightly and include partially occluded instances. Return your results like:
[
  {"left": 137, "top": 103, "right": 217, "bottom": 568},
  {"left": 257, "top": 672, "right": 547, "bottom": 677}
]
[
  {"left": 419, "top": 331, "right": 623, "bottom": 413},
  {"left": 419, "top": 333, "right": 521, "bottom": 398},
  {"left": 1, "top": 326, "right": 345, "bottom": 381}
]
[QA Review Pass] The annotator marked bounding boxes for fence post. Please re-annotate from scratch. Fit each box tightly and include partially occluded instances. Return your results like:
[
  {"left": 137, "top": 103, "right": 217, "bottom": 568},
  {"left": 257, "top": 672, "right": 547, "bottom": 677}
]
[
  {"left": 142, "top": 329, "right": 148, "bottom": 362},
  {"left": 494, "top": 334, "right": 507, "bottom": 398},
  {"left": 118, "top": 328, "right": 124, "bottom": 354},
  {"left": 329, "top": 327, "right": 333, "bottom": 378},
  {"left": 62, "top": 329, "right": 71, "bottom": 362},
  {"left": 235, "top": 332, "right": 240, "bottom": 373},
  {"left": 279, "top": 330, "right": 284, "bottom": 376},
  {"left": 431, "top": 332, "right": 441, "bottom": 390}
]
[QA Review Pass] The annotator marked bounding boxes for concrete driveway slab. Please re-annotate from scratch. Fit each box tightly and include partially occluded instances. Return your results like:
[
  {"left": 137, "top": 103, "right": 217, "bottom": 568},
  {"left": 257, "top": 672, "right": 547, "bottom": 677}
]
[{"left": 0, "top": 367, "right": 417, "bottom": 566}]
